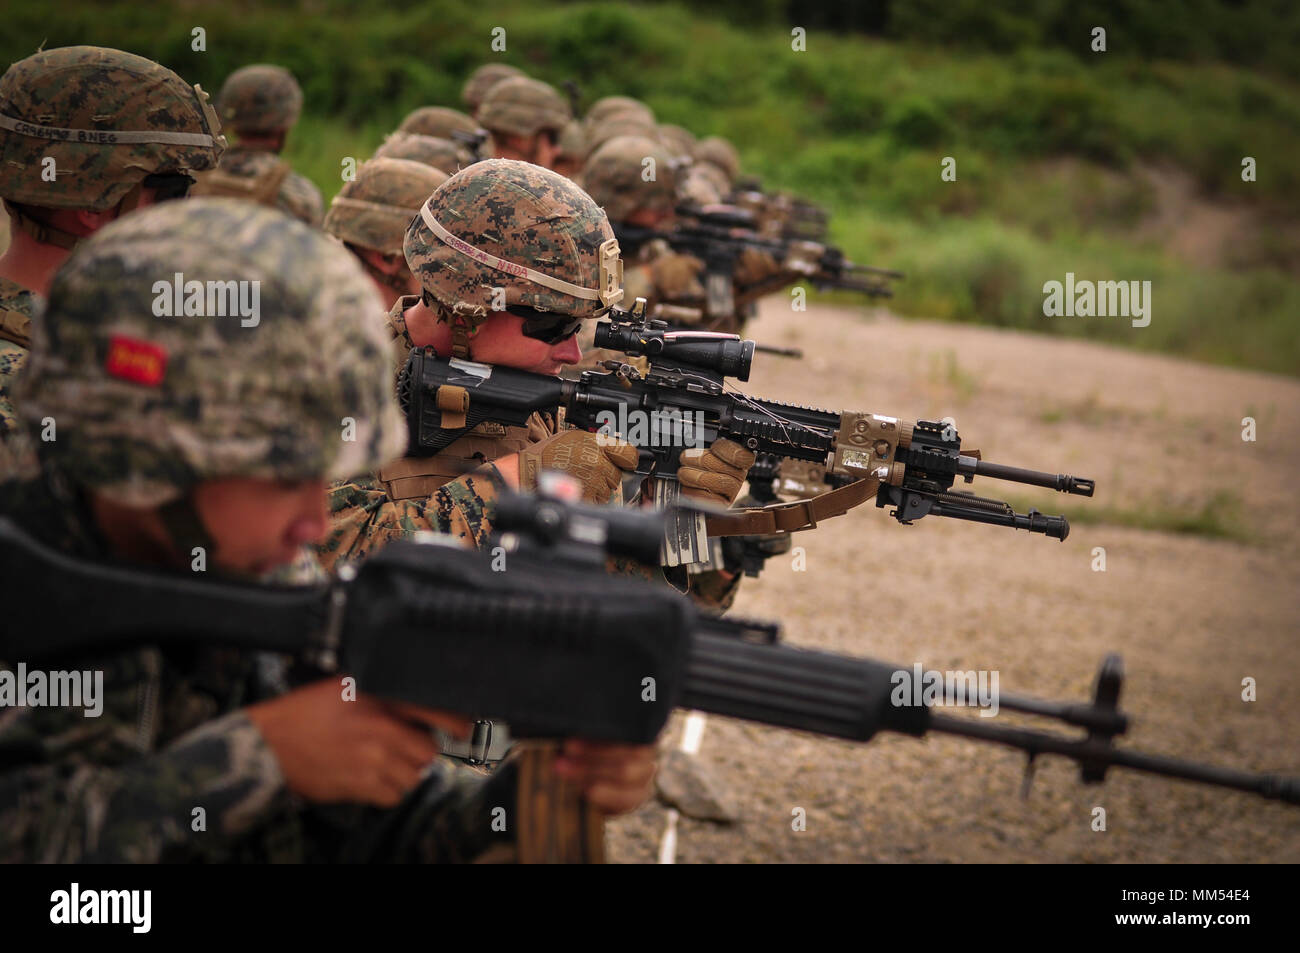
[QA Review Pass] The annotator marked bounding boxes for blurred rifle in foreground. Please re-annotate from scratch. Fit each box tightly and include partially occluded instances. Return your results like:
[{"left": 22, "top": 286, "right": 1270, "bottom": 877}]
[{"left": 4, "top": 497, "right": 1296, "bottom": 864}]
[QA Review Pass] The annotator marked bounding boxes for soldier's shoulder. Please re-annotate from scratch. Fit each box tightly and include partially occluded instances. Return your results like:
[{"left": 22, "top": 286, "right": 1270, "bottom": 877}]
[
  {"left": 0, "top": 276, "right": 38, "bottom": 316},
  {"left": 0, "top": 339, "right": 27, "bottom": 377},
  {"left": 280, "top": 170, "right": 325, "bottom": 227},
  {"left": 216, "top": 147, "right": 278, "bottom": 176}
]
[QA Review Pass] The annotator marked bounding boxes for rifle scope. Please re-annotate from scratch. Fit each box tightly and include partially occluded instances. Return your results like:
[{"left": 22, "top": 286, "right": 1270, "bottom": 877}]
[
  {"left": 494, "top": 489, "right": 665, "bottom": 567},
  {"left": 593, "top": 320, "right": 755, "bottom": 382}
]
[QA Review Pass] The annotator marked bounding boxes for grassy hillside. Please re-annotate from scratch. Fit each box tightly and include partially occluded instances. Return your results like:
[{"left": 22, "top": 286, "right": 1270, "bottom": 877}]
[{"left": 2, "top": 0, "right": 1297, "bottom": 374}]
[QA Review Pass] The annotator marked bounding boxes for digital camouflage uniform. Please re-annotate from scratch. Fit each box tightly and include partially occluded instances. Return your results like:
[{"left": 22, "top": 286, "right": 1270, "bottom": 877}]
[
  {"left": 0, "top": 198, "right": 517, "bottom": 862},
  {"left": 323, "top": 157, "right": 447, "bottom": 303},
  {"left": 583, "top": 135, "right": 781, "bottom": 337},
  {"left": 478, "top": 78, "right": 572, "bottom": 150},
  {"left": 314, "top": 291, "right": 559, "bottom": 573},
  {"left": 191, "top": 64, "right": 323, "bottom": 226},
  {"left": 0, "top": 45, "right": 225, "bottom": 475},
  {"left": 194, "top": 146, "right": 324, "bottom": 226},
  {"left": 315, "top": 157, "right": 538, "bottom": 572},
  {"left": 319, "top": 159, "right": 620, "bottom": 576},
  {"left": 361, "top": 161, "right": 743, "bottom": 608},
  {"left": 578, "top": 135, "right": 703, "bottom": 329},
  {"left": 0, "top": 276, "right": 35, "bottom": 443}
]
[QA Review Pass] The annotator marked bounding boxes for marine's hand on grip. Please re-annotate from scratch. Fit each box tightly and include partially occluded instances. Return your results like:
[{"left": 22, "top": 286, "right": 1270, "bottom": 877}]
[
  {"left": 677, "top": 437, "right": 756, "bottom": 507},
  {"left": 518, "top": 429, "right": 640, "bottom": 503}
]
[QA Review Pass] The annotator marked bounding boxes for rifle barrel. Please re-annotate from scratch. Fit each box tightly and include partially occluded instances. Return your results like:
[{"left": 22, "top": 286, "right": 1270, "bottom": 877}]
[
  {"left": 970, "top": 459, "right": 1096, "bottom": 496},
  {"left": 929, "top": 714, "right": 1300, "bottom": 804}
]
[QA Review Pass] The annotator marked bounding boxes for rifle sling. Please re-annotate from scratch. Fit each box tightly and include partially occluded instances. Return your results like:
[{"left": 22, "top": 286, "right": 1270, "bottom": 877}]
[{"left": 705, "top": 477, "right": 875, "bottom": 536}]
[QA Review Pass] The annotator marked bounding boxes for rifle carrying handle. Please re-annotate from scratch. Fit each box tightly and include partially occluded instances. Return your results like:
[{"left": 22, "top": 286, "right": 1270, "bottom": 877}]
[{"left": 514, "top": 741, "right": 606, "bottom": 864}]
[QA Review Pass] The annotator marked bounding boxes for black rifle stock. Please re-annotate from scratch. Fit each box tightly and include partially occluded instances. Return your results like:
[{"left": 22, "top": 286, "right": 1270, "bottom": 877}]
[{"left": 3, "top": 505, "right": 1296, "bottom": 820}]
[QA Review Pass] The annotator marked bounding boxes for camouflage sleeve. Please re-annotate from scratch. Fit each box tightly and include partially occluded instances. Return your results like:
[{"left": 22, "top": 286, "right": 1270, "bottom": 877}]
[
  {"left": 280, "top": 171, "right": 325, "bottom": 228},
  {"left": 318, "top": 466, "right": 507, "bottom": 571},
  {"left": 0, "top": 711, "right": 287, "bottom": 863},
  {"left": 337, "top": 758, "right": 518, "bottom": 863},
  {"left": 0, "top": 341, "right": 26, "bottom": 439},
  {"left": 427, "top": 465, "right": 507, "bottom": 550}
]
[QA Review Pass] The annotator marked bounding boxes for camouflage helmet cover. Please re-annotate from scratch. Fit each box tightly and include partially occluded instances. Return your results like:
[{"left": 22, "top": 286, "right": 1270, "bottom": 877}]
[
  {"left": 372, "top": 131, "right": 472, "bottom": 176},
  {"left": 404, "top": 159, "right": 622, "bottom": 338},
  {"left": 0, "top": 45, "right": 226, "bottom": 211},
  {"left": 477, "top": 77, "right": 571, "bottom": 139},
  {"left": 397, "top": 106, "right": 483, "bottom": 142},
  {"left": 19, "top": 197, "right": 405, "bottom": 506},
  {"left": 325, "top": 157, "right": 448, "bottom": 256},
  {"left": 657, "top": 123, "right": 696, "bottom": 159},
  {"left": 679, "top": 161, "right": 726, "bottom": 206},
  {"left": 584, "top": 114, "right": 660, "bottom": 158},
  {"left": 462, "top": 62, "right": 526, "bottom": 113},
  {"left": 584, "top": 96, "right": 654, "bottom": 131},
  {"left": 693, "top": 135, "right": 741, "bottom": 182},
  {"left": 216, "top": 63, "right": 303, "bottom": 134},
  {"left": 581, "top": 135, "right": 677, "bottom": 222}
]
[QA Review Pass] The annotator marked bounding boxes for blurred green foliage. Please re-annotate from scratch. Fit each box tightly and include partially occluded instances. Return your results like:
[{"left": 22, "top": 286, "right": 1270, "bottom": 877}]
[{"left": 1, "top": 0, "right": 1297, "bottom": 374}]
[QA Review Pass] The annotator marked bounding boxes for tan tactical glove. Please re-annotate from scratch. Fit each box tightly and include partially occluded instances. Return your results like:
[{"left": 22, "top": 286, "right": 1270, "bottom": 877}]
[
  {"left": 518, "top": 430, "right": 640, "bottom": 504},
  {"left": 650, "top": 251, "right": 705, "bottom": 300},
  {"left": 734, "top": 246, "right": 781, "bottom": 287},
  {"left": 677, "top": 438, "right": 756, "bottom": 507}
]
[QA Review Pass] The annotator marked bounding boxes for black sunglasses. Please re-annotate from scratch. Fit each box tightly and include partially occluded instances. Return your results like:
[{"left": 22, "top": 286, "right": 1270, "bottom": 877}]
[{"left": 506, "top": 305, "right": 587, "bottom": 344}]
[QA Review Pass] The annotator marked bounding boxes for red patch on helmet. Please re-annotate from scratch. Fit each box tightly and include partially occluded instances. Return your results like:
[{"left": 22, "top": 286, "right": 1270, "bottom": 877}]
[{"left": 105, "top": 335, "right": 167, "bottom": 386}]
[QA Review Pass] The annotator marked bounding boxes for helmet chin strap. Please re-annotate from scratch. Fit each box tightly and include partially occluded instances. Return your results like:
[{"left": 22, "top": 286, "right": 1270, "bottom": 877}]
[
  {"left": 5, "top": 183, "right": 143, "bottom": 252},
  {"left": 5, "top": 200, "right": 81, "bottom": 250},
  {"left": 157, "top": 492, "right": 217, "bottom": 571}
]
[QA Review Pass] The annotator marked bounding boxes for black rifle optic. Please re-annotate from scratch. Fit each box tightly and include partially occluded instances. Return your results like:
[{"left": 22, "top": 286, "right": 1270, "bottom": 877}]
[
  {"left": 398, "top": 303, "right": 1094, "bottom": 541},
  {"left": 2, "top": 503, "right": 1295, "bottom": 808}
]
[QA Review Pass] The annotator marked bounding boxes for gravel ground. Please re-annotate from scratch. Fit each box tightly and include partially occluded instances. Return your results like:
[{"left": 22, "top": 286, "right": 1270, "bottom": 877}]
[{"left": 607, "top": 299, "right": 1300, "bottom": 864}]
